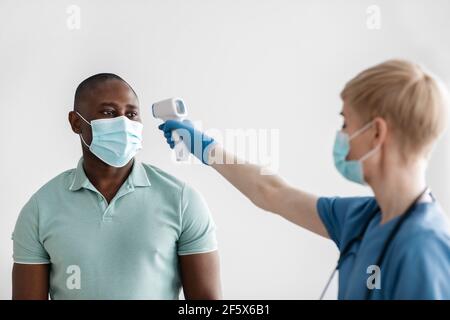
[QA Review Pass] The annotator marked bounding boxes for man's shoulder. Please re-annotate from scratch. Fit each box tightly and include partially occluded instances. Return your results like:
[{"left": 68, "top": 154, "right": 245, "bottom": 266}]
[
  {"left": 139, "top": 162, "right": 186, "bottom": 191},
  {"left": 32, "top": 168, "right": 76, "bottom": 200}
]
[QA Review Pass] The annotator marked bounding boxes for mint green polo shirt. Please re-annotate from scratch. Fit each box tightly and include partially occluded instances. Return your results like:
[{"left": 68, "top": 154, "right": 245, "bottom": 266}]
[{"left": 12, "top": 158, "right": 217, "bottom": 300}]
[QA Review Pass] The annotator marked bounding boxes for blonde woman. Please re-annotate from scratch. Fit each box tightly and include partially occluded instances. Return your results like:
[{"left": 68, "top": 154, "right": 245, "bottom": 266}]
[{"left": 159, "top": 60, "right": 450, "bottom": 299}]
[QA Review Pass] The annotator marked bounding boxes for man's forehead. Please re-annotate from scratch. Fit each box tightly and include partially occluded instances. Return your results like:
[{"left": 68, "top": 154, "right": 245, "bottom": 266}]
[{"left": 82, "top": 79, "right": 139, "bottom": 107}]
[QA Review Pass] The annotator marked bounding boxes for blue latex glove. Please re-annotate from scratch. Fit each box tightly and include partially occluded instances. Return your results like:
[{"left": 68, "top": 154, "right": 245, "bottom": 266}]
[{"left": 158, "top": 120, "right": 216, "bottom": 165}]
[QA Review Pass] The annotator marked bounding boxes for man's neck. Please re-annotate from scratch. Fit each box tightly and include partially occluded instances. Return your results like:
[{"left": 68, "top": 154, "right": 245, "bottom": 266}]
[
  {"left": 81, "top": 150, "right": 134, "bottom": 202},
  {"left": 370, "top": 160, "right": 427, "bottom": 225}
]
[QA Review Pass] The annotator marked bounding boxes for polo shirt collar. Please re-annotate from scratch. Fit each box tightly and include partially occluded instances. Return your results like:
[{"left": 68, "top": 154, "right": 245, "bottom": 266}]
[{"left": 69, "top": 157, "right": 151, "bottom": 191}]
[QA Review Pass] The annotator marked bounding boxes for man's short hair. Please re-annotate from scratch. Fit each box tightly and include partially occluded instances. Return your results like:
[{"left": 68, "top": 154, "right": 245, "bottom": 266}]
[{"left": 74, "top": 73, "right": 138, "bottom": 108}]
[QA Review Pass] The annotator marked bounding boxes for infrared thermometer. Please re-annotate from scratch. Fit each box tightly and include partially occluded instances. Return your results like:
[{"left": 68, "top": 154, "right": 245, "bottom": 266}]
[{"left": 152, "top": 98, "right": 190, "bottom": 161}]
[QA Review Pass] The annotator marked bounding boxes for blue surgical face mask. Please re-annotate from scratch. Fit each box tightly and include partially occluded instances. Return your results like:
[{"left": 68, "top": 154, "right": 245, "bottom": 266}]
[
  {"left": 76, "top": 112, "right": 143, "bottom": 168},
  {"left": 333, "top": 121, "right": 379, "bottom": 185}
]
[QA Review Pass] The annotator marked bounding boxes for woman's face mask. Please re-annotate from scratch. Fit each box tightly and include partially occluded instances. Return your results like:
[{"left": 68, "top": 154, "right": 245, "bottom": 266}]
[
  {"left": 77, "top": 112, "right": 143, "bottom": 167},
  {"left": 333, "top": 120, "right": 380, "bottom": 185}
]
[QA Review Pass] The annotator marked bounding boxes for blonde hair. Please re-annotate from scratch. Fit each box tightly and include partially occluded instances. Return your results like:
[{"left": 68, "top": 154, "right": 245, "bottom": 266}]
[{"left": 341, "top": 59, "right": 449, "bottom": 155}]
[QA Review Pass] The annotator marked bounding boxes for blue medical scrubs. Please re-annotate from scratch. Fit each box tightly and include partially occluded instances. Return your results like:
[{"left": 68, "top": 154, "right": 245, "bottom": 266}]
[{"left": 317, "top": 196, "right": 450, "bottom": 299}]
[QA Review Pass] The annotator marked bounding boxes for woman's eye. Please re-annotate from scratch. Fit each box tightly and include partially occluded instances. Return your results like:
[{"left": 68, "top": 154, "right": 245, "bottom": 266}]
[
  {"left": 102, "top": 110, "right": 114, "bottom": 116},
  {"left": 127, "top": 112, "right": 138, "bottom": 118}
]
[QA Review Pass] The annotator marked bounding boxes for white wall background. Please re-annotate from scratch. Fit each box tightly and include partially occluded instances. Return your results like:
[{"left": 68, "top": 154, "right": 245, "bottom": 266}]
[{"left": 1, "top": 0, "right": 449, "bottom": 300}]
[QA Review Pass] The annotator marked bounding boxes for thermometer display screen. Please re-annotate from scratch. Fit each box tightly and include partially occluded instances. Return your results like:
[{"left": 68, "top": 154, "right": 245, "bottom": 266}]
[{"left": 175, "top": 100, "right": 186, "bottom": 115}]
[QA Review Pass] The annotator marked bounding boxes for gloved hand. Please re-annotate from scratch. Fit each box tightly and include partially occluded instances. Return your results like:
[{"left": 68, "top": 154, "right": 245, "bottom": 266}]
[{"left": 158, "top": 120, "right": 216, "bottom": 165}]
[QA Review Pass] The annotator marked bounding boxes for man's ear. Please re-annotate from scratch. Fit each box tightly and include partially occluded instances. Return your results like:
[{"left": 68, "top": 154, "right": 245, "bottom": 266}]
[
  {"left": 68, "top": 111, "right": 82, "bottom": 134},
  {"left": 373, "top": 117, "right": 388, "bottom": 147}
]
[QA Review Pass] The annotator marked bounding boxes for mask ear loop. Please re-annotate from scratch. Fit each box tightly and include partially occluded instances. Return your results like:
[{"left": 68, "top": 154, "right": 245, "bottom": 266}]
[
  {"left": 348, "top": 120, "right": 381, "bottom": 162},
  {"left": 359, "top": 144, "right": 380, "bottom": 162},
  {"left": 76, "top": 111, "right": 92, "bottom": 148},
  {"left": 349, "top": 120, "right": 375, "bottom": 141}
]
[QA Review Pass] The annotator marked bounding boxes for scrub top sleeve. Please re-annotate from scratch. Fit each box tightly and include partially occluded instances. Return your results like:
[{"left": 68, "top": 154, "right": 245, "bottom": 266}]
[
  {"left": 177, "top": 184, "right": 218, "bottom": 256},
  {"left": 391, "top": 233, "right": 450, "bottom": 299},
  {"left": 12, "top": 195, "right": 50, "bottom": 264},
  {"left": 316, "top": 197, "right": 351, "bottom": 250}
]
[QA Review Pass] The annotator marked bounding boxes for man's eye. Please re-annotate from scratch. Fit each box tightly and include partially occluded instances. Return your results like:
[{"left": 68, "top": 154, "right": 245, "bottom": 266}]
[
  {"left": 102, "top": 110, "right": 115, "bottom": 116},
  {"left": 127, "top": 112, "right": 138, "bottom": 118}
]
